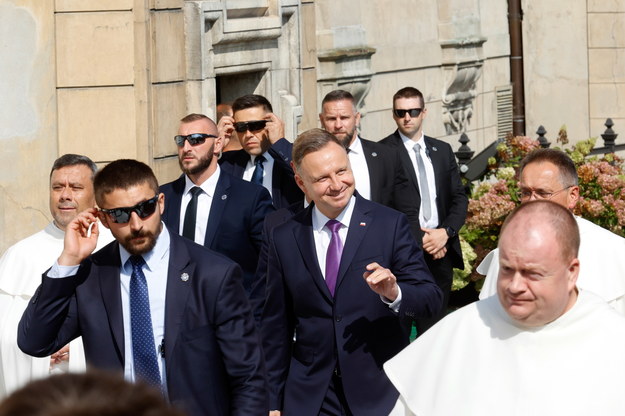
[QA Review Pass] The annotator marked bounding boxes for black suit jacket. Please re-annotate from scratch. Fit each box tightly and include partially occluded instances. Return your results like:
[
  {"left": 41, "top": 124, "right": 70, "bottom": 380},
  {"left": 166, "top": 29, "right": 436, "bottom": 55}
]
[
  {"left": 357, "top": 138, "right": 421, "bottom": 239},
  {"left": 380, "top": 131, "right": 468, "bottom": 268},
  {"left": 160, "top": 172, "right": 274, "bottom": 293},
  {"left": 261, "top": 195, "right": 442, "bottom": 415},
  {"left": 219, "top": 138, "right": 303, "bottom": 209},
  {"left": 18, "top": 230, "right": 268, "bottom": 416}
]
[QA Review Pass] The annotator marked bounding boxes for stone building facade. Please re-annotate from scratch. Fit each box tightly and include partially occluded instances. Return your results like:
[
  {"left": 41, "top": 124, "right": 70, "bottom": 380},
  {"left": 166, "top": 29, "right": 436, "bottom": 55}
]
[{"left": 1, "top": 0, "right": 624, "bottom": 251}]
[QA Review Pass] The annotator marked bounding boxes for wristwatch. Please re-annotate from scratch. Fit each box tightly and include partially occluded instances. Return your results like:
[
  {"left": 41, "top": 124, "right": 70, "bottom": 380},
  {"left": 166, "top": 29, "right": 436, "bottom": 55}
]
[{"left": 443, "top": 226, "right": 456, "bottom": 238}]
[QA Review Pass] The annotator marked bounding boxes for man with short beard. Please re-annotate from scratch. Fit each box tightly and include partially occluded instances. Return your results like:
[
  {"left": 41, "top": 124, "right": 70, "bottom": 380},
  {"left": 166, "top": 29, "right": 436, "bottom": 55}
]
[
  {"left": 160, "top": 113, "right": 273, "bottom": 294},
  {"left": 18, "top": 159, "right": 268, "bottom": 416}
]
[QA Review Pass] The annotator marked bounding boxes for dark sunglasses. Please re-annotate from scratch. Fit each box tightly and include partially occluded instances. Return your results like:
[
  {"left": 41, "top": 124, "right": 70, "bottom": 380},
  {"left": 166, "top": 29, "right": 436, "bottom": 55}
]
[
  {"left": 174, "top": 133, "right": 218, "bottom": 147},
  {"left": 233, "top": 120, "right": 268, "bottom": 133},
  {"left": 393, "top": 108, "right": 423, "bottom": 118},
  {"left": 100, "top": 195, "right": 159, "bottom": 224}
]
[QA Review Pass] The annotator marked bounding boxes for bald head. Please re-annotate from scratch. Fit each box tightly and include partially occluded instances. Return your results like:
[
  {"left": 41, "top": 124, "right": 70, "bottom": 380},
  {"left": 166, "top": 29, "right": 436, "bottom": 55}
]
[{"left": 496, "top": 201, "right": 580, "bottom": 327}]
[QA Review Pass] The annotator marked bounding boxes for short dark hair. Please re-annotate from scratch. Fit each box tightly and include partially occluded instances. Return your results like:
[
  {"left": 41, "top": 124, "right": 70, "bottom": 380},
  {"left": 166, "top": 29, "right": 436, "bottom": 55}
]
[
  {"left": 50, "top": 154, "right": 98, "bottom": 181},
  {"left": 180, "top": 113, "right": 213, "bottom": 124},
  {"left": 292, "top": 128, "right": 346, "bottom": 171},
  {"left": 0, "top": 371, "right": 184, "bottom": 416},
  {"left": 321, "top": 90, "right": 356, "bottom": 109},
  {"left": 500, "top": 200, "right": 580, "bottom": 260},
  {"left": 94, "top": 159, "right": 159, "bottom": 207},
  {"left": 392, "top": 87, "right": 425, "bottom": 108},
  {"left": 232, "top": 94, "right": 273, "bottom": 114},
  {"left": 520, "top": 148, "right": 579, "bottom": 187}
]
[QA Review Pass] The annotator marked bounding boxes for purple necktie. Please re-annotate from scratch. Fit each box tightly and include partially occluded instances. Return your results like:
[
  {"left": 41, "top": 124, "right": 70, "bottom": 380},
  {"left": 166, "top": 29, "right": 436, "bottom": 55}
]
[{"left": 325, "top": 219, "right": 343, "bottom": 296}]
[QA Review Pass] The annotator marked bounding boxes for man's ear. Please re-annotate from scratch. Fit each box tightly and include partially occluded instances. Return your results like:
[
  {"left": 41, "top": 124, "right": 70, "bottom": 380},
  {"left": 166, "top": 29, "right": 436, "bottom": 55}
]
[
  {"left": 567, "top": 185, "right": 580, "bottom": 210},
  {"left": 294, "top": 173, "right": 307, "bottom": 194}
]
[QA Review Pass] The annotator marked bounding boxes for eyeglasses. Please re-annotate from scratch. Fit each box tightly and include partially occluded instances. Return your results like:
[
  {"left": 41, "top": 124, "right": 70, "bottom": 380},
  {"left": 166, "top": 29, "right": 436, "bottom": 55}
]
[
  {"left": 517, "top": 186, "right": 573, "bottom": 201},
  {"left": 99, "top": 195, "right": 159, "bottom": 224},
  {"left": 233, "top": 120, "right": 268, "bottom": 133},
  {"left": 393, "top": 108, "right": 423, "bottom": 118},
  {"left": 174, "top": 133, "right": 217, "bottom": 147}
]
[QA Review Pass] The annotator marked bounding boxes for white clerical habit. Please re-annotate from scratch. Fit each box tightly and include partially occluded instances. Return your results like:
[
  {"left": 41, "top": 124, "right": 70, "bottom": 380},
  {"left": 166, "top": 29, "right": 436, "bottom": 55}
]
[
  {"left": 478, "top": 216, "right": 625, "bottom": 314},
  {"left": 385, "top": 291, "right": 625, "bottom": 416},
  {"left": 0, "top": 222, "right": 113, "bottom": 398}
]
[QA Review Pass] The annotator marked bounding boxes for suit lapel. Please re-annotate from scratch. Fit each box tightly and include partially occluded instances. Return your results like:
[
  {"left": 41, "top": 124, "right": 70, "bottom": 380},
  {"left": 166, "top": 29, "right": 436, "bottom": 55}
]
[
  {"left": 97, "top": 244, "right": 126, "bottom": 363},
  {"left": 163, "top": 176, "right": 185, "bottom": 233},
  {"left": 391, "top": 132, "right": 419, "bottom": 190},
  {"left": 204, "top": 172, "right": 230, "bottom": 248},
  {"left": 164, "top": 232, "right": 194, "bottom": 376},
  {"left": 335, "top": 196, "right": 371, "bottom": 292},
  {"left": 292, "top": 209, "right": 333, "bottom": 303},
  {"left": 231, "top": 151, "right": 249, "bottom": 178}
]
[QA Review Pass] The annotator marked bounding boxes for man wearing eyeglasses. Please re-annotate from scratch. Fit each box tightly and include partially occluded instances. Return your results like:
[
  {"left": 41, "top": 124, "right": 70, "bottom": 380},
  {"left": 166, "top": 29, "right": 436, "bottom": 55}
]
[
  {"left": 218, "top": 94, "right": 303, "bottom": 209},
  {"left": 380, "top": 87, "right": 468, "bottom": 335},
  {"left": 477, "top": 148, "right": 625, "bottom": 313},
  {"left": 18, "top": 159, "right": 268, "bottom": 416},
  {"left": 160, "top": 113, "right": 274, "bottom": 295},
  {"left": 318, "top": 90, "right": 420, "bottom": 238}
]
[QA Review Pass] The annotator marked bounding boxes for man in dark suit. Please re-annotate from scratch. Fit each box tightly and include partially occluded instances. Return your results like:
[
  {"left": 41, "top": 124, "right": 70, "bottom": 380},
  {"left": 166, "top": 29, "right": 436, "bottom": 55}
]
[
  {"left": 18, "top": 159, "right": 267, "bottom": 416},
  {"left": 219, "top": 94, "right": 303, "bottom": 209},
  {"left": 261, "top": 129, "right": 442, "bottom": 416},
  {"left": 160, "top": 113, "right": 273, "bottom": 294},
  {"left": 319, "top": 90, "right": 420, "bottom": 237},
  {"left": 380, "top": 86, "right": 468, "bottom": 334}
]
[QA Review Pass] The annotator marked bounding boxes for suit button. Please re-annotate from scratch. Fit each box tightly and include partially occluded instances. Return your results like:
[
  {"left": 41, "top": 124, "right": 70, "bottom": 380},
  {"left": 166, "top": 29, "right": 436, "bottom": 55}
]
[{"left": 335, "top": 315, "right": 342, "bottom": 322}]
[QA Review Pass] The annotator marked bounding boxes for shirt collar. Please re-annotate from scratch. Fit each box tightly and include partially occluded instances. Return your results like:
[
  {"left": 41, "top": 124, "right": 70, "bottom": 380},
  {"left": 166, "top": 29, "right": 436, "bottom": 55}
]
[
  {"left": 184, "top": 165, "right": 220, "bottom": 198},
  {"left": 399, "top": 131, "right": 425, "bottom": 152},
  {"left": 348, "top": 136, "right": 363, "bottom": 155},
  {"left": 120, "top": 222, "right": 170, "bottom": 273},
  {"left": 250, "top": 151, "right": 273, "bottom": 164},
  {"left": 312, "top": 194, "right": 356, "bottom": 232}
]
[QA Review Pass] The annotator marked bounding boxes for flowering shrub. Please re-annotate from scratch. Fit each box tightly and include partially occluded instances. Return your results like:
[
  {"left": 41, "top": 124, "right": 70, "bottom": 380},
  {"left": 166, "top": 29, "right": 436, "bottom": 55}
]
[{"left": 452, "top": 132, "right": 625, "bottom": 291}]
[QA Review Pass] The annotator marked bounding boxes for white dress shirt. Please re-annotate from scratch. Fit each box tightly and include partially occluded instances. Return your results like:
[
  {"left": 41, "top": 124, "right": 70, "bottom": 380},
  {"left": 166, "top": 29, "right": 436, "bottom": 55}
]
[
  {"left": 242, "top": 152, "right": 275, "bottom": 197},
  {"left": 347, "top": 136, "right": 372, "bottom": 200},
  {"left": 400, "top": 131, "right": 439, "bottom": 228},
  {"left": 179, "top": 166, "right": 221, "bottom": 245}
]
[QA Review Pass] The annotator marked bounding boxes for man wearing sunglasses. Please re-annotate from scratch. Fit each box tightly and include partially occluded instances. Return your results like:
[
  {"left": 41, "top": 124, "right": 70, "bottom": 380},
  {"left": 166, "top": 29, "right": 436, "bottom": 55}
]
[
  {"left": 218, "top": 94, "right": 304, "bottom": 209},
  {"left": 478, "top": 148, "right": 625, "bottom": 313},
  {"left": 0, "top": 154, "right": 114, "bottom": 397},
  {"left": 18, "top": 159, "right": 268, "bottom": 416},
  {"left": 318, "top": 90, "right": 420, "bottom": 238},
  {"left": 380, "top": 87, "right": 468, "bottom": 335},
  {"left": 160, "top": 113, "right": 274, "bottom": 295}
]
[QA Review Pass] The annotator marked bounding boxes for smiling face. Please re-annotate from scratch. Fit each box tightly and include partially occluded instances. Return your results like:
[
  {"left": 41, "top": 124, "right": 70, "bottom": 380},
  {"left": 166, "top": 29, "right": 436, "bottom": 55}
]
[
  {"left": 99, "top": 182, "right": 165, "bottom": 256},
  {"left": 233, "top": 106, "right": 271, "bottom": 156},
  {"left": 392, "top": 96, "right": 426, "bottom": 140},
  {"left": 295, "top": 141, "right": 355, "bottom": 219},
  {"left": 319, "top": 99, "right": 360, "bottom": 147},
  {"left": 497, "top": 214, "right": 579, "bottom": 327},
  {"left": 49, "top": 165, "right": 96, "bottom": 231}
]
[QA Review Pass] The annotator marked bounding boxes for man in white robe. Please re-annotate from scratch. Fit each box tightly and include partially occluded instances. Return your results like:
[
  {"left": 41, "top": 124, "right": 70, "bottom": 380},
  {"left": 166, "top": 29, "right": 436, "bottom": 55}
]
[
  {"left": 0, "top": 154, "right": 113, "bottom": 397},
  {"left": 478, "top": 148, "right": 625, "bottom": 313},
  {"left": 384, "top": 201, "right": 625, "bottom": 416}
]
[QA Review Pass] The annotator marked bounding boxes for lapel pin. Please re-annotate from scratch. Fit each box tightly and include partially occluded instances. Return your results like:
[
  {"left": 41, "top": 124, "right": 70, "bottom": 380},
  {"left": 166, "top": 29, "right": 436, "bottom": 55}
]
[
  {"left": 180, "top": 272, "right": 189, "bottom": 282},
  {"left": 432, "top": 146, "right": 437, "bottom": 151},
  {"left": 371, "top": 152, "right": 378, "bottom": 157},
  {"left": 360, "top": 222, "right": 366, "bottom": 226},
  {"left": 221, "top": 194, "right": 227, "bottom": 200}
]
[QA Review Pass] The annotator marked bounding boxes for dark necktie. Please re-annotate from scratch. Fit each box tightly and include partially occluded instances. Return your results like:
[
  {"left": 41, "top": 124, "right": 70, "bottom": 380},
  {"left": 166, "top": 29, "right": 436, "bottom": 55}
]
[
  {"left": 182, "top": 186, "right": 202, "bottom": 241},
  {"left": 129, "top": 255, "right": 161, "bottom": 387},
  {"left": 251, "top": 155, "right": 266, "bottom": 185},
  {"left": 414, "top": 143, "right": 432, "bottom": 220},
  {"left": 325, "top": 220, "right": 343, "bottom": 296}
]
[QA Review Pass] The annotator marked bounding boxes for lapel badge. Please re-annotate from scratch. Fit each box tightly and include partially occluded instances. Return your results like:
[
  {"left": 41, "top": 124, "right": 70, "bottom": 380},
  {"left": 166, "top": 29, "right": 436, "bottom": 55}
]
[
  {"left": 371, "top": 152, "right": 378, "bottom": 157},
  {"left": 432, "top": 146, "right": 437, "bottom": 152},
  {"left": 359, "top": 222, "right": 366, "bottom": 226},
  {"left": 180, "top": 272, "right": 189, "bottom": 282},
  {"left": 221, "top": 194, "right": 227, "bottom": 200}
]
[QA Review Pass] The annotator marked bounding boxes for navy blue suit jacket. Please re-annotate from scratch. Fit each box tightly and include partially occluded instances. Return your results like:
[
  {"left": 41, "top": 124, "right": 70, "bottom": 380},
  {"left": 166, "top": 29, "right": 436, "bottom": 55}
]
[
  {"left": 160, "top": 172, "right": 274, "bottom": 293},
  {"left": 261, "top": 195, "right": 442, "bottom": 416},
  {"left": 18, "top": 230, "right": 268, "bottom": 416},
  {"left": 219, "top": 138, "right": 303, "bottom": 209},
  {"left": 380, "top": 132, "right": 468, "bottom": 269}
]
